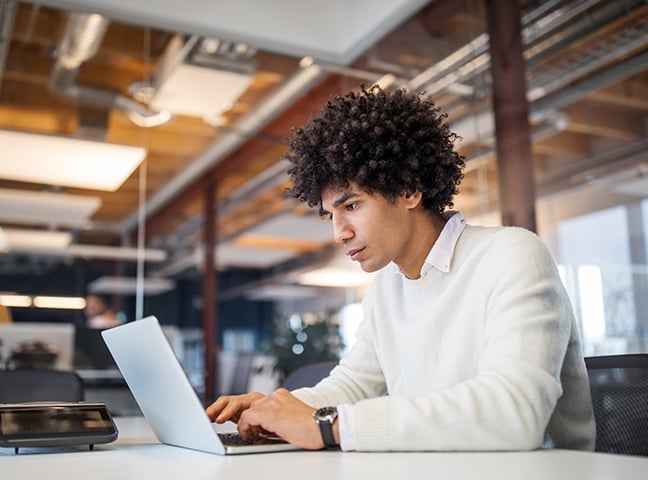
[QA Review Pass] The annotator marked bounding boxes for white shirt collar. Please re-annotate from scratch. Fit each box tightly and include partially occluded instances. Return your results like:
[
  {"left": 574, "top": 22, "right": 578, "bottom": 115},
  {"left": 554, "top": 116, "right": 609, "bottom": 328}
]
[{"left": 394, "top": 211, "right": 466, "bottom": 278}]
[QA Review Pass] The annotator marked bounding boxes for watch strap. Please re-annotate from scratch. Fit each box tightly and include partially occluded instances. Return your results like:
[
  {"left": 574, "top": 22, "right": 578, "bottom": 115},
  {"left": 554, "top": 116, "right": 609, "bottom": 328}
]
[{"left": 318, "top": 417, "right": 336, "bottom": 448}]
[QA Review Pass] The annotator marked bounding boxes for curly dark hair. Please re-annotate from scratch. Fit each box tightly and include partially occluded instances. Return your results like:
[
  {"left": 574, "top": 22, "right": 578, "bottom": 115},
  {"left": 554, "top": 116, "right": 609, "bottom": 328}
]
[{"left": 285, "top": 84, "right": 465, "bottom": 215}]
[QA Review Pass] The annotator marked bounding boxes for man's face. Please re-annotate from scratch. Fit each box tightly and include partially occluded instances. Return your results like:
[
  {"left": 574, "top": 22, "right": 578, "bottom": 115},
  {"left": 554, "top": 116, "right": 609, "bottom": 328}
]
[
  {"left": 84, "top": 295, "right": 104, "bottom": 318},
  {"left": 320, "top": 181, "right": 420, "bottom": 273}
]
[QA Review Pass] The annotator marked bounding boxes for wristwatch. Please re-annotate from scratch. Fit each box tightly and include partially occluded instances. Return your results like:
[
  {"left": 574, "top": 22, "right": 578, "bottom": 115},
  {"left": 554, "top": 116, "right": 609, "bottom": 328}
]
[{"left": 313, "top": 406, "right": 338, "bottom": 448}]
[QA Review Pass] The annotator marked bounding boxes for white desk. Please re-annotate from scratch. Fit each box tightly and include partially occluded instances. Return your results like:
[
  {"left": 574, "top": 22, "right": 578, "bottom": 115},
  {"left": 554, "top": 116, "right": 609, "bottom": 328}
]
[{"left": 2, "top": 416, "right": 647, "bottom": 480}]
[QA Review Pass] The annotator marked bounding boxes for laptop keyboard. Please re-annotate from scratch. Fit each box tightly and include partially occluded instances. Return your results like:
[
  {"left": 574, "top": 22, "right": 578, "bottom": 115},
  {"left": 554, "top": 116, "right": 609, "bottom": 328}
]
[{"left": 218, "top": 432, "right": 288, "bottom": 446}]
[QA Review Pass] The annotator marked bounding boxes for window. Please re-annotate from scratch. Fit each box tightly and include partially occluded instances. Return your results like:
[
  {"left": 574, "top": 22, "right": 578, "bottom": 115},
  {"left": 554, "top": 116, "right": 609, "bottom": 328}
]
[{"left": 553, "top": 204, "right": 646, "bottom": 354}]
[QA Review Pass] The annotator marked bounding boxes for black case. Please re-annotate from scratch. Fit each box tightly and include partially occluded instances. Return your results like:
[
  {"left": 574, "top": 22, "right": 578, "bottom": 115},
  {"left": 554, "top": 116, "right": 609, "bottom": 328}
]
[{"left": 0, "top": 401, "right": 118, "bottom": 453}]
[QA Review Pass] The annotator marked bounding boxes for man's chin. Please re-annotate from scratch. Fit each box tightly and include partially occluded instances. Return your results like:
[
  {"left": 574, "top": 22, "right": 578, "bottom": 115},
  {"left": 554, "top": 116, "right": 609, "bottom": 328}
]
[{"left": 358, "top": 260, "right": 387, "bottom": 274}]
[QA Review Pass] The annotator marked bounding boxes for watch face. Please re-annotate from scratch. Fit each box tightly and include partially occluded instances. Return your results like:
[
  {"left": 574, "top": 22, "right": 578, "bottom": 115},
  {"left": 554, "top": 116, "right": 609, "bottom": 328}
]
[{"left": 315, "top": 406, "right": 338, "bottom": 421}]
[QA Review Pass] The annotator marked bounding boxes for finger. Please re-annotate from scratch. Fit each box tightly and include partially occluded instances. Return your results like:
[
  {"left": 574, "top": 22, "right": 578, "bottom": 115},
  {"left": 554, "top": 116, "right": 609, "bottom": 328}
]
[
  {"left": 205, "top": 396, "right": 231, "bottom": 420},
  {"left": 216, "top": 401, "right": 244, "bottom": 424},
  {"left": 207, "top": 396, "right": 245, "bottom": 423},
  {"left": 237, "top": 408, "right": 263, "bottom": 439},
  {"left": 236, "top": 414, "right": 252, "bottom": 439}
]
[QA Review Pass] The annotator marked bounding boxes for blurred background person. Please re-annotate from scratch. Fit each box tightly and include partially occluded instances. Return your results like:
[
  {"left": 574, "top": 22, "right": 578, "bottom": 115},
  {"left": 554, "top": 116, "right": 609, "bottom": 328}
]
[{"left": 85, "top": 294, "right": 121, "bottom": 329}]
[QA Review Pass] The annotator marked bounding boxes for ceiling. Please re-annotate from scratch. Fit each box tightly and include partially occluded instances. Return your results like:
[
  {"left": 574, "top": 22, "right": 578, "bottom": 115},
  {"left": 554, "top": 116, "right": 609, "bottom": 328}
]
[{"left": 0, "top": 0, "right": 647, "bottom": 300}]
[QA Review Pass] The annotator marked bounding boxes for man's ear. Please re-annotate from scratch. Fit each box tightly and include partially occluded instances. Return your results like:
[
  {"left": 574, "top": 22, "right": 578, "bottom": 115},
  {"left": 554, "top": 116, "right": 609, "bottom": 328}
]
[{"left": 403, "top": 190, "right": 423, "bottom": 209}]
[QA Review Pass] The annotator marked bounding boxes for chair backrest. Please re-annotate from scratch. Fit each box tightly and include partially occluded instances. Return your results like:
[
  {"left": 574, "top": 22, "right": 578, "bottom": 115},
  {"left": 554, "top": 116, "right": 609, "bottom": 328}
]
[
  {"left": 229, "top": 352, "right": 256, "bottom": 395},
  {"left": 0, "top": 369, "right": 84, "bottom": 403},
  {"left": 283, "top": 361, "right": 337, "bottom": 390},
  {"left": 585, "top": 354, "right": 648, "bottom": 456}
]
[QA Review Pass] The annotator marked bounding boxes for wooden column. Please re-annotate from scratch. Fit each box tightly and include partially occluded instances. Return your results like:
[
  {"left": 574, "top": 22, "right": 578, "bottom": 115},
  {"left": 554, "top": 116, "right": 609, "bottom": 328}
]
[
  {"left": 486, "top": 0, "right": 536, "bottom": 231},
  {"left": 202, "top": 180, "right": 218, "bottom": 402}
]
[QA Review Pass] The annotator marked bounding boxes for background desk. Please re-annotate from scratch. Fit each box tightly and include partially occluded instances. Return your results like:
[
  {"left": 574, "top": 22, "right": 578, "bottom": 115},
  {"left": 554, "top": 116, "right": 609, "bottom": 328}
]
[{"left": 2, "top": 416, "right": 647, "bottom": 480}]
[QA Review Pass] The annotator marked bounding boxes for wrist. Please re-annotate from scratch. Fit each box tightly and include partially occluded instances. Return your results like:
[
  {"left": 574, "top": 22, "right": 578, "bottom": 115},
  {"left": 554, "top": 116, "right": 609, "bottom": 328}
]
[{"left": 313, "top": 406, "right": 339, "bottom": 448}]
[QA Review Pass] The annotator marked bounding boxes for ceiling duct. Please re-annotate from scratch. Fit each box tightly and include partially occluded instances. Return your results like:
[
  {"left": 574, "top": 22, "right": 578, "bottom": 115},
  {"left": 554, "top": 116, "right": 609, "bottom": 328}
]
[
  {"left": 138, "top": 34, "right": 257, "bottom": 125},
  {"left": 48, "top": 13, "right": 172, "bottom": 128}
]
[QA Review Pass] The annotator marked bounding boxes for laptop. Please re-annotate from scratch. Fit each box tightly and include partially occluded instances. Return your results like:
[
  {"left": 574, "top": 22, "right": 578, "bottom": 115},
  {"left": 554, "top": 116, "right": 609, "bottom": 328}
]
[{"left": 101, "top": 315, "right": 299, "bottom": 455}]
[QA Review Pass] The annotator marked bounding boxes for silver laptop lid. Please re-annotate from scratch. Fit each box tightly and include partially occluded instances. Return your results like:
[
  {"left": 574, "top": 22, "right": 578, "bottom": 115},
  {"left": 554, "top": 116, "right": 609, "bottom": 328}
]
[{"left": 101, "top": 316, "right": 225, "bottom": 454}]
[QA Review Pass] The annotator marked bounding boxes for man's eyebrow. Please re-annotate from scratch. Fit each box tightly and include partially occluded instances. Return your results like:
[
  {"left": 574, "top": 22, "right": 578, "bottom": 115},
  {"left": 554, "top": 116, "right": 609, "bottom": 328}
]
[
  {"left": 320, "top": 191, "right": 360, "bottom": 217},
  {"left": 332, "top": 192, "right": 360, "bottom": 208}
]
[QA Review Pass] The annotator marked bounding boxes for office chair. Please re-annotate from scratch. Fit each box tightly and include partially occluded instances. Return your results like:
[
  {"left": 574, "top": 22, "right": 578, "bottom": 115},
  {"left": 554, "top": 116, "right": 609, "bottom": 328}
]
[
  {"left": 229, "top": 352, "right": 256, "bottom": 395},
  {"left": 283, "top": 360, "right": 337, "bottom": 390},
  {"left": 585, "top": 353, "right": 648, "bottom": 456},
  {"left": 0, "top": 369, "right": 85, "bottom": 403}
]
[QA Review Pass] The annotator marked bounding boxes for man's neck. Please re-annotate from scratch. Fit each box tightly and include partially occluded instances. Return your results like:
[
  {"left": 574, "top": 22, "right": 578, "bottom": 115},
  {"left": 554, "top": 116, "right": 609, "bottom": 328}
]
[{"left": 397, "top": 212, "right": 447, "bottom": 279}]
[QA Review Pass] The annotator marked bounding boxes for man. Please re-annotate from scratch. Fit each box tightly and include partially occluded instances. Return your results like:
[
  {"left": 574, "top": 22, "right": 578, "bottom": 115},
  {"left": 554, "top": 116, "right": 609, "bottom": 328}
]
[
  {"left": 206, "top": 85, "right": 596, "bottom": 452},
  {"left": 85, "top": 294, "right": 121, "bottom": 329}
]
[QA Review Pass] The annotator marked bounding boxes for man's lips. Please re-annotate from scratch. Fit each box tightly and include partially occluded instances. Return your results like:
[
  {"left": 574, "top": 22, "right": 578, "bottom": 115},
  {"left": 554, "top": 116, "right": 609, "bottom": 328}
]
[{"left": 346, "top": 247, "right": 365, "bottom": 261}]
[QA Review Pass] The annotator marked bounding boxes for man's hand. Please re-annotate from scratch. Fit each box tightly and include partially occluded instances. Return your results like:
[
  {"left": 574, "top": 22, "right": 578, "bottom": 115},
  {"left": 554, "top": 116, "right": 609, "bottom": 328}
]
[
  {"left": 237, "top": 388, "right": 327, "bottom": 450},
  {"left": 206, "top": 392, "right": 265, "bottom": 424}
]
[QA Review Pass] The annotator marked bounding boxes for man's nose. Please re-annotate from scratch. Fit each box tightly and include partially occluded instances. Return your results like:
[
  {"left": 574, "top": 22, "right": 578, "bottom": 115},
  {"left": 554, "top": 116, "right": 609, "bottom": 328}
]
[{"left": 332, "top": 217, "right": 352, "bottom": 244}]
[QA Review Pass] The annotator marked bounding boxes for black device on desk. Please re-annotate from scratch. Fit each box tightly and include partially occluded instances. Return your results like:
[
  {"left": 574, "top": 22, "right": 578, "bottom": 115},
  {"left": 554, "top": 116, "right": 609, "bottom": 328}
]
[{"left": 0, "top": 402, "right": 118, "bottom": 453}]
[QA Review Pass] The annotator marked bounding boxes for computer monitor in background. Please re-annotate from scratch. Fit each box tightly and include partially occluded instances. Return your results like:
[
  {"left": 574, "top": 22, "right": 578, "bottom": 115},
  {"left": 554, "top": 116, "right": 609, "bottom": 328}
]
[
  {"left": 0, "top": 323, "right": 75, "bottom": 370},
  {"left": 73, "top": 326, "right": 117, "bottom": 370}
]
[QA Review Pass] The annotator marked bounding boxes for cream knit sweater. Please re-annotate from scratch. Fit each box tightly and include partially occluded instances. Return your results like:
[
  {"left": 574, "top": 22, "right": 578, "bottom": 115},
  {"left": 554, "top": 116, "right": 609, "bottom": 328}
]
[{"left": 293, "top": 224, "right": 596, "bottom": 452}]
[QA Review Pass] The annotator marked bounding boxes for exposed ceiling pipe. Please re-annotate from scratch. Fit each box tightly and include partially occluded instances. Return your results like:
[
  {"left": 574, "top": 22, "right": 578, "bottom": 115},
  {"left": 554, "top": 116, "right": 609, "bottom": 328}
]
[
  {"left": 426, "top": 0, "right": 647, "bottom": 154},
  {"left": 48, "top": 12, "right": 172, "bottom": 128},
  {"left": 409, "top": 0, "right": 603, "bottom": 96},
  {"left": 532, "top": 49, "right": 648, "bottom": 116},
  {"left": 459, "top": 48, "right": 648, "bottom": 173},
  {"left": 462, "top": 111, "right": 570, "bottom": 175},
  {"left": 451, "top": 33, "right": 648, "bottom": 147},
  {"left": 537, "top": 137, "right": 648, "bottom": 197}
]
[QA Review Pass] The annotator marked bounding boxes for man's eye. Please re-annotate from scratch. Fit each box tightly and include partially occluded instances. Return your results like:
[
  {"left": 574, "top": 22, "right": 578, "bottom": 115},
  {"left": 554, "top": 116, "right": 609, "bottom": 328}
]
[
  {"left": 346, "top": 202, "right": 358, "bottom": 211},
  {"left": 320, "top": 212, "right": 332, "bottom": 221}
]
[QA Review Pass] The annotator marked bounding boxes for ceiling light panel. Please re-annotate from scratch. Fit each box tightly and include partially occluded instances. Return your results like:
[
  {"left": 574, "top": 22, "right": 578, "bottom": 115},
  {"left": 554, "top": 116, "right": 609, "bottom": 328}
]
[
  {"left": 32, "top": 296, "right": 87, "bottom": 310},
  {"left": 0, "top": 130, "right": 146, "bottom": 191},
  {"left": 216, "top": 243, "right": 298, "bottom": 268},
  {"left": 151, "top": 63, "right": 253, "bottom": 123},
  {"left": 149, "top": 35, "right": 255, "bottom": 124},
  {"left": 88, "top": 276, "right": 176, "bottom": 295},
  {"left": 0, "top": 188, "right": 100, "bottom": 228},
  {"left": 39, "top": 0, "right": 429, "bottom": 64},
  {"left": 4, "top": 228, "right": 72, "bottom": 251},
  {"left": 0, "top": 293, "right": 32, "bottom": 308},
  {"left": 247, "top": 214, "right": 333, "bottom": 243}
]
